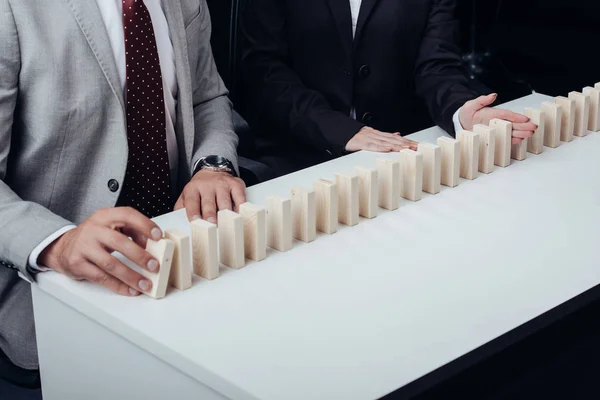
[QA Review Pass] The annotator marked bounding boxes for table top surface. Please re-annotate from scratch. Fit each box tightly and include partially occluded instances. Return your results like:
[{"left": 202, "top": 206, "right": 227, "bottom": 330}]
[{"left": 37, "top": 93, "right": 600, "bottom": 400}]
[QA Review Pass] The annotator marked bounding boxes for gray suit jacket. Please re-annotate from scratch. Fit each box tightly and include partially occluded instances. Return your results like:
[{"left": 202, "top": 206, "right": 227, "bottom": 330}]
[{"left": 0, "top": 0, "right": 238, "bottom": 369}]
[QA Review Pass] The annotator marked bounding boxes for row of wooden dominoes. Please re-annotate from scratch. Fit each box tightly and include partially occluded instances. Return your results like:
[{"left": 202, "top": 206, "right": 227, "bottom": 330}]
[{"left": 142, "top": 83, "right": 600, "bottom": 299}]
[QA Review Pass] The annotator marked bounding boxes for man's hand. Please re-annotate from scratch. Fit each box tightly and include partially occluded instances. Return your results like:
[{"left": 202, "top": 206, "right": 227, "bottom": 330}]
[
  {"left": 174, "top": 170, "right": 247, "bottom": 223},
  {"left": 459, "top": 93, "right": 538, "bottom": 144},
  {"left": 38, "top": 207, "right": 164, "bottom": 296},
  {"left": 346, "top": 127, "right": 418, "bottom": 153}
]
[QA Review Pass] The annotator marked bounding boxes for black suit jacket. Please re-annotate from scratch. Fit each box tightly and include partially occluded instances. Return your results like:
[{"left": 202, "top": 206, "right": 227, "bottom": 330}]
[{"left": 240, "top": 0, "right": 481, "bottom": 172}]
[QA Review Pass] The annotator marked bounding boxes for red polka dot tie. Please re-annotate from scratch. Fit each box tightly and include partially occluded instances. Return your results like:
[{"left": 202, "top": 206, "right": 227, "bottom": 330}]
[{"left": 117, "top": 0, "right": 173, "bottom": 218}]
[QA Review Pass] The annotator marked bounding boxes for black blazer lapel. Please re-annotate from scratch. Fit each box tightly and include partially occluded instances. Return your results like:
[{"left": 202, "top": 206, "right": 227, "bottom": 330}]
[
  {"left": 354, "top": 0, "right": 381, "bottom": 46},
  {"left": 326, "top": 0, "right": 353, "bottom": 59}
]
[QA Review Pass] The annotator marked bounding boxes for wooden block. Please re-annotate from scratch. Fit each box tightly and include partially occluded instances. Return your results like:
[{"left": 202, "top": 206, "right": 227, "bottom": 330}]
[
  {"left": 541, "top": 102, "right": 562, "bottom": 148},
  {"left": 141, "top": 239, "right": 175, "bottom": 299},
  {"left": 291, "top": 188, "right": 316, "bottom": 242},
  {"left": 335, "top": 173, "right": 359, "bottom": 226},
  {"left": 473, "top": 124, "right": 495, "bottom": 174},
  {"left": 266, "top": 197, "right": 293, "bottom": 252},
  {"left": 418, "top": 142, "right": 441, "bottom": 194},
  {"left": 399, "top": 149, "right": 424, "bottom": 200},
  {"left": 437, "top": 136, "right": 460, "bottom": 187},
  {"left": 555, "top": 96, "right": 575, "bottom": 142},
  {"left": 191, "top": 219, "right": 219, "bottom": 280},
  {"left": 164, "top": 229, "right": 192, "bottom": 291},
  {"left": 218, "top": 210, "right": 245, "bottom": 269},
  {"left": 596, "top": 82, "right": 600, "bottom": 91},
  {"left": 489, "top": 119, "right": 512, "bottom": 167},
  {"left": 457, "top": 130, "right": 480, "bottom": 180},
  {"left": 569, "top": 91, "right": 590, "bottom": 137},
  {"left": 355, "top": 166, "right": 378, "bottom": 219},
  {"left": 376, "top": 159, "right": 400, "bottom": 210},
  {"left": 314, "top": 179, "right": 338, "bottom": 234},
  {"left": 524, "top": 108, "right": 545, "bottom": 155},
  {"left": 239, "top": 203, "right": 267, "bottom": 262},
  {"left": 583, "top": 87, "right": 600, "bottom": 132},
  {"left": 511, "top": 139, "right": 528, "bottom": 161}
]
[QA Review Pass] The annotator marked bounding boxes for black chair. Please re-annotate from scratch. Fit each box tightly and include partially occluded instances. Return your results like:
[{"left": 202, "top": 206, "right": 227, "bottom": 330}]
[{"left": 206, "top": 0, "right": 275, "bottom": 186}]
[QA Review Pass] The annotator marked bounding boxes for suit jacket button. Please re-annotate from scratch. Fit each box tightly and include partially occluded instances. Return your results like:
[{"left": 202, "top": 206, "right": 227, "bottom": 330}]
[
  {"left": 108, "top": 179, "right": 120, "bottom": 193},
  {"left": 362, "top": 112, "right": 373, "bottom": 123},
  {"left": 359, "top": 65, "right": 371, "bottom": 78}
]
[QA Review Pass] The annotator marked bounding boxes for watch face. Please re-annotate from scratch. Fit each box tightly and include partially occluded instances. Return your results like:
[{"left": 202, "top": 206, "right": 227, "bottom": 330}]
[{"left": 204, "top": 155, "right": 226, "bottom": 167}]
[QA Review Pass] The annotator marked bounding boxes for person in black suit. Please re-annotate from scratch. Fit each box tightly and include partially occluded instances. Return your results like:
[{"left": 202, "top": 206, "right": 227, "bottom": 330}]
[{"left": 239, "top": 0, "right": 537, "bottom": 176}]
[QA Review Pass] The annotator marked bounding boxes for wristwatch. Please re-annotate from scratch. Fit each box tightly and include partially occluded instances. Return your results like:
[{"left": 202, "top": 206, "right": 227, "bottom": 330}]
[{"left": 193, "top": 155, "right": 237, "bottom": 177}]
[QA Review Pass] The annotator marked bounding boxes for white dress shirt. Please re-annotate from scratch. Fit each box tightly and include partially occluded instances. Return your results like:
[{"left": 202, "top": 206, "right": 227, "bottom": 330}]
[
  {"left": 348, "top": 0, "right": 464, "bottom": 132},
  {"left": 29, "top": 0, "right": 178, "bottom": 270}
]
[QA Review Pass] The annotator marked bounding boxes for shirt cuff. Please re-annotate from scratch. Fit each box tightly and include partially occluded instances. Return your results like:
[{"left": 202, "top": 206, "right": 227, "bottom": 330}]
[
  {"left": 28, "top": 225, "right": 77, "bottom": 271},
  {"left": 453, "top": 107, "right": 464, "bottom": 134}
]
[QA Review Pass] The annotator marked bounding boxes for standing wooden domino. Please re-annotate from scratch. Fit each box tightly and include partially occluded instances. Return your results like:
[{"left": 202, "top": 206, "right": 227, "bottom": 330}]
[
  {"left": 524, "top": 108, "right": 545, "bottom": 155},
  {"left": 239, "top": 203, "right": 267, "bottom": 262},
  {"left": 314, "top": 179, "right": 338, "bottom": 234},
  {"left": 191, "top": 219, "right": 219, "bottom": 280},
  {"left": 473, "top": 124, "right": 495, "bottom": 174},
  {"left": 218, "top": 210, "right": 245, "bottom": 269},
  {"left": 555, "top": 96, "right": 575, "bottom": 142},
  {"left": 457, "top": 130, "right": 480, "bottom": 180},
  {"left": 164, "top": 229, "right": 192, "bottom": 291},
  {"left": 511, "top": 130, "right": 527, "bottom": 161},
  {"left": 355, "top": 166, "right": 378, "bottom": 219},
  {"left": 541, "top": 102, "right": 562, "bottom": 148},
  {"left": 377, "top": 159, "right": 400, "bottom": 210},
  {"left": 568, "top": 91, "right": 590, "bottom": 137},
  {"left": 335, "top": 173, "right": 359, "bottom": 226},
  {"left": 437, "top": 136, "right": 460, "bottom": 187},
  {"left": 418, "top": 143, "right": 441, "bottom": 194},
  {"left": 291, "top": 188, "right": 316, "bottom": 243},
  {"left": 141, "top": 238, "right": 175, "bottom": 299},
  {"left": 399, "top": 149, "right": 423, "bottom": 201},
  {"left": 489, "top": 119, "right": 512, "bottom": 167},
  {"left": 583, "top": 87, "right": 600, "bottom": 132},
  {"left": 266, "top": 197, "right": 293, "bottom": 252}
]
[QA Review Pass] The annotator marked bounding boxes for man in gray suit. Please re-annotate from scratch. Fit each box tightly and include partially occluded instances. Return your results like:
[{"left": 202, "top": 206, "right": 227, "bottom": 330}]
[{"left": 0, "top": 0, "right": 246, "bottom": 384}]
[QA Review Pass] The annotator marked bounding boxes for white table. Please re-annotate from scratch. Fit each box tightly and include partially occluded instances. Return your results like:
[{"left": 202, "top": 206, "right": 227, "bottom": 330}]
[{"left": 32, "top": 93, "right": 600, "bottom": 400}]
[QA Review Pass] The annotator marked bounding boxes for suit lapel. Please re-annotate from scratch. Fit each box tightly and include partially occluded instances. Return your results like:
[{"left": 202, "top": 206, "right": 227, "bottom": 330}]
[
  {"left": 327, "top": 0, "right": 353, "bottom": 60},
  {"left": 62, "top": 0, "right": 125, "bottom": 113},
  {"left": 354, "top": 0, "right": 381, "bottom": 46},
  {"left": 161, "top": 0, "right": 194, "bottom": 173}
]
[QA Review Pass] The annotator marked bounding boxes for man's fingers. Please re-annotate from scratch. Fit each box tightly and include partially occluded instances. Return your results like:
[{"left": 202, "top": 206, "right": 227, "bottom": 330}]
[
  {"left": 512, "top": 137, "right": 524, "bottom": 145},
  {"left": 79, "top": 263, "right": 139, "bottom": 296},
  {"left": 216, "top": 187, "right": 233, "bottom": 213},
  {"left": 95, "top": 207, "right": 162, "bottom": 241},
  {"left": 102, "top": 229, "right": 158, "bottom": 273},
  {"left": 513, "top": 122, "right": 538, "bottom": 132},
  {"left": 200, "top": 192, "right": 218, "bottom": 224},
  {"left": 231, "top": 182, "right": 247, "bottom": 211},
  {"left": 174, "top": 196, "right": 184, "bottom": 211},
  {"left": 121, "top": 228, "right": 148, "bottom": 248},
  {"left": 183, "top": 189, "right": 201, "bottom": 222},
  {"left": 87, "top": 250, "right": 152, "bottom": 293},
  {"left": 512, "top": 130, "right": 535, "bottom": 139}
]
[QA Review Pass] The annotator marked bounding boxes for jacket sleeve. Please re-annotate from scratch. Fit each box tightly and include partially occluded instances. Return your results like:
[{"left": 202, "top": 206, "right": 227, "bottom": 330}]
[
  {"left": 189, "top": 1, "right": 240, "bottom": 174},
  {"left": 240, "top": 0, "right": 364, "bottom": 156},
  {"left": 414, "top": 0, "right": 484, "bottom": 136},
  {"left": 0, "top": 0, "right": 72, "bottom": 279}
]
